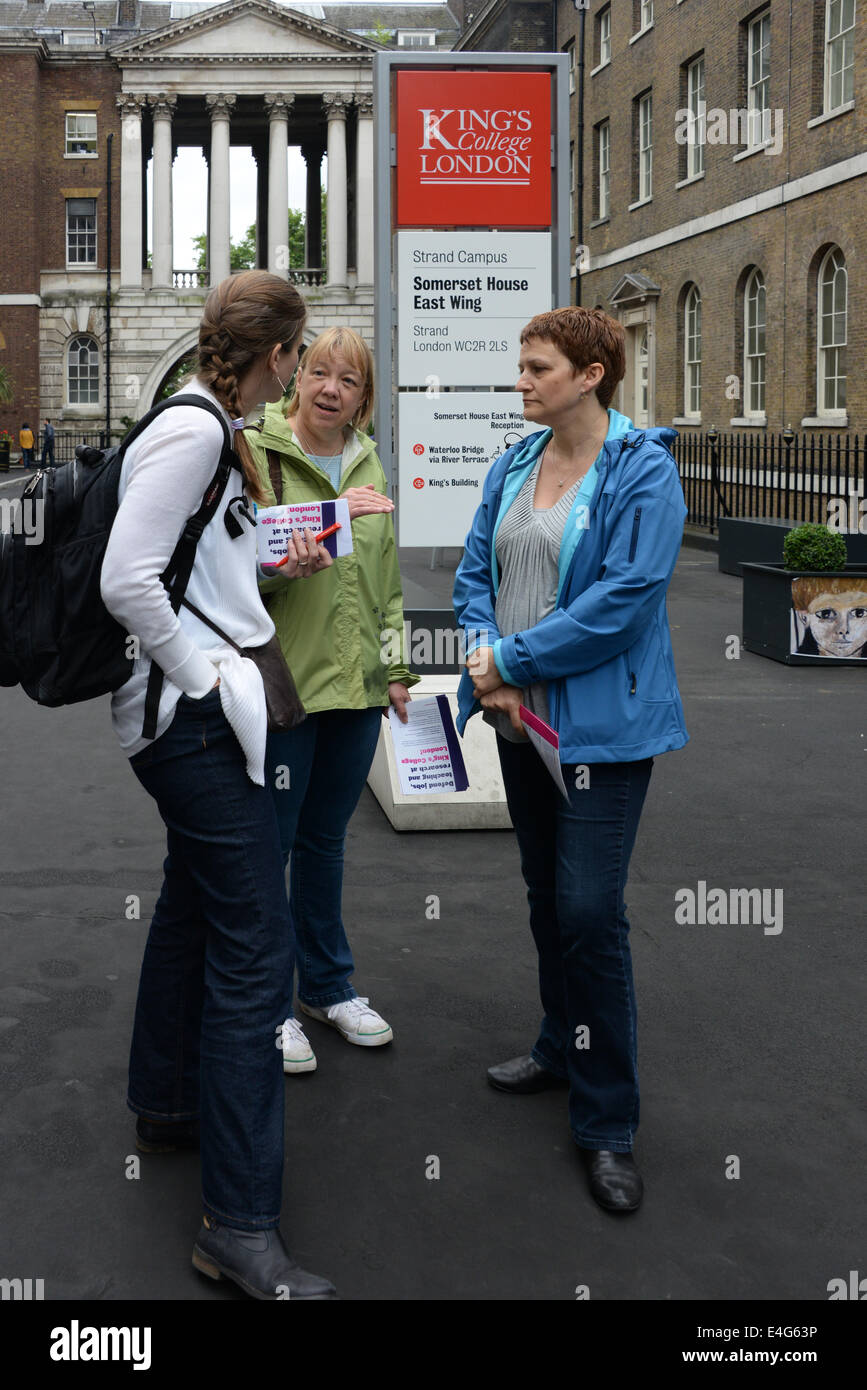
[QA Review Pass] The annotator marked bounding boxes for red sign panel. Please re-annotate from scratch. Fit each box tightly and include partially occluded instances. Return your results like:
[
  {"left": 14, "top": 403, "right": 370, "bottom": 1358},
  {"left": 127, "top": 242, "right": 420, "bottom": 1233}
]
[{"left": 396, "top": 70, "right": 551, "bottom": 228}]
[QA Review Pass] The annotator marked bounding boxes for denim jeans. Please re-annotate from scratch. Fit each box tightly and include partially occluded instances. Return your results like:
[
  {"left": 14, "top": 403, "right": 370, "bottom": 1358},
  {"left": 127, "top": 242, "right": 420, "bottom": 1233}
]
[
  {"left": 127, "top": 688, "right": 293, "bottom": 1230},
  {"left": 267, "top": 707, "right": 383, "bottom": 1010},
  {"left": 496, "top": 736, "right": 653, "bottom": 1153}
]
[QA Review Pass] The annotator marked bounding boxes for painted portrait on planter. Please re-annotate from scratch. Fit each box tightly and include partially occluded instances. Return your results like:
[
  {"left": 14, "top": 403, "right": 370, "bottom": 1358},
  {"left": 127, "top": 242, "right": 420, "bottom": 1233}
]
[{"left": 790, "top": 577, "right": 867, "bottom": 660}]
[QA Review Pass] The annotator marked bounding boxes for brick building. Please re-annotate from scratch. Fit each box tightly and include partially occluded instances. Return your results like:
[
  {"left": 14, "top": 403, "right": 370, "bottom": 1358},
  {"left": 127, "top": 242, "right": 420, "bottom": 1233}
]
[
  {"left": 0, "top": 0, "right": 458, "bottom": 445},
  {"left": 461, "top": 0, "right": 864, "bottom": 435}
]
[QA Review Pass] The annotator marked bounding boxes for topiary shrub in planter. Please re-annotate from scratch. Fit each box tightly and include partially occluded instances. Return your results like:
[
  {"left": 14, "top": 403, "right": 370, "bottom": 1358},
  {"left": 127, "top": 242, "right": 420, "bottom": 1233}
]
[
  {"left": 782, "top": 523, "right": 847, "bottom": 572},
  {"left": 742, "top": 523, "right": 867, "bottom": 665}
]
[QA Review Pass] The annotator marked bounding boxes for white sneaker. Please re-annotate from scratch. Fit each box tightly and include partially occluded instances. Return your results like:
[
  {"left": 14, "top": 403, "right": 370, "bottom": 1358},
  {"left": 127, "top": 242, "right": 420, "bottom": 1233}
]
[
  {"left": 275, "top": 1018, "right": 317, "bottom": 1074},
  {"left": 299, "top": 997, "right": 393, "bottom": 1047}
]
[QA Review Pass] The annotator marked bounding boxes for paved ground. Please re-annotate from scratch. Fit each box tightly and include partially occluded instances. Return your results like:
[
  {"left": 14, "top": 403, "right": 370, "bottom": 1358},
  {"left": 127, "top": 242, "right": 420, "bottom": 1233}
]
[{"left": 0, "top": 541, "right": 863, "bottom": 1302}]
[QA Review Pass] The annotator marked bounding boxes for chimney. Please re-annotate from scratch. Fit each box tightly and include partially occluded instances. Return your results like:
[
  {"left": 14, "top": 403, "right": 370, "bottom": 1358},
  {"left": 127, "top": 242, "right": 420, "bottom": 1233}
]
[{"left": 117, "top": 1, "right": 139, "bottom": 25}]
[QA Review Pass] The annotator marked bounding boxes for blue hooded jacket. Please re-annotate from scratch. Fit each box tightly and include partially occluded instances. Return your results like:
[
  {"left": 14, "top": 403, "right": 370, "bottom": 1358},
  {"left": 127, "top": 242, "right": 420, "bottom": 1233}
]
[{"left": 452, "top": 409, "right": 689, "bottom": 763}]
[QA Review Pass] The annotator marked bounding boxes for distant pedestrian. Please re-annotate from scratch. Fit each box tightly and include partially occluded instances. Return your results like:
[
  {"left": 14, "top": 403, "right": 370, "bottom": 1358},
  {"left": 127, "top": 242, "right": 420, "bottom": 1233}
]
[
  {"left": 19, "top": 422, "right": 34, "bottom": 469},
  {"left": 41, "top": 418, "right": 55, "bottom": 467}
]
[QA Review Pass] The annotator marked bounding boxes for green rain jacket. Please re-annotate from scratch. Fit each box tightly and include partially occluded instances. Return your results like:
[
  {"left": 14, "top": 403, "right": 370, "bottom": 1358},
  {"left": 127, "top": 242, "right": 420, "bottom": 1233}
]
[{"left": 246, "top": 403, "right": 418, "bottom": 713}]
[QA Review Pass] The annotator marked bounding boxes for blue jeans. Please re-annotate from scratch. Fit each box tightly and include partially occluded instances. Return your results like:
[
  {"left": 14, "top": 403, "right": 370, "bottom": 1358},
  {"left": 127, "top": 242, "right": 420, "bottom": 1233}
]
[
  {"left": 127, "top": 688, "right": 294, "bottom": 1230},
  {"left": 267, "top": 707, "right": 383, "bottom": 1010},
  {"left": 496, "top": 736, "right": 653, "bottom": 1153}
]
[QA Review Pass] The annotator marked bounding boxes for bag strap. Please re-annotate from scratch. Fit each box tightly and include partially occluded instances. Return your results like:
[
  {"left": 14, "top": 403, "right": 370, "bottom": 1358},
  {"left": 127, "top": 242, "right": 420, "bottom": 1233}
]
[
  {"left": 266, "top": 448, "right": 284, "bottom": 504},
  {"left": 140, "top": 399, "right": 241, "bottom": 739},
  {"left": 176, "top": 595, "right": 242, "bottom": 655}
]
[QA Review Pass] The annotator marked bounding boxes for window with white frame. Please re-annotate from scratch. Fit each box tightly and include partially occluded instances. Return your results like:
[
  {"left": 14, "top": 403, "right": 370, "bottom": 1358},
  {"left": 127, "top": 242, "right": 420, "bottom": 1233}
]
[
  {"left": 825, "top": 0, "right": 856, "bottom": 111},
  {"left": 685, "top": 286, "right": 702, "bottom": 417},
  {"left": 744, "top": 268, "right": 766, "bottom": 416},
  {"left": 67, "top": 336, "right": 100, "bottom": 405},
  {"left": 598, "top": 121, "right": 610, "bottom": 219},
  {"left": 640, "top": 0, "right": 653, "bottom": 31},
  {"left": 639, "top": 93, "right": 653, "bottom": 200},
  {"left": 687, "top": 56, "right": 705, "bottom": 177},
  {"left": 65, "top": 112, "right": 97, "bottom": 156},
  {"left": 818, "top": 247, "right": 847, "bottom": 413},
  {"left": 396, "top": 31, "right": 435, "bottom": 48},
  {"left": 564, "top": 39, "right": 575, "bottom": 94},
  {"left": 599, "top": 6, "right": 611, "bottom": 66},
  {"left": 66, "top": 198, "right": 97, "bottom": 265},
  {"left": 747, "top": 11, "right": 771, "bottom": 146}
]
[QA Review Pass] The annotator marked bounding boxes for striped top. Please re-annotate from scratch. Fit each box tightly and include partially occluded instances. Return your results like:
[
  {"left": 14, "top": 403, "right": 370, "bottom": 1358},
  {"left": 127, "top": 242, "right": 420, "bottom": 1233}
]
[{"left": 485, "top": 456, "right": 585, "bottom": 743}]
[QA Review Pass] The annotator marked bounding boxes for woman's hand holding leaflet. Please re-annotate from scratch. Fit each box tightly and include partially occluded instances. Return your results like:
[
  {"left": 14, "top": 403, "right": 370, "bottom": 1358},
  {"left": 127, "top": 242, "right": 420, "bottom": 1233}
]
[{"left": 278, "top": 527, "right": 333, "bottom": 578}]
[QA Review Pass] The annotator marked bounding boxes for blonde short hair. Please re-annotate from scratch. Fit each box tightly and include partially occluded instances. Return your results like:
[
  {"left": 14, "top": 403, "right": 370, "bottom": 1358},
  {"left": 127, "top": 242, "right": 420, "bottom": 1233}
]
[{"left": 287, "top": 326, "right": 375, "bottom": 432}]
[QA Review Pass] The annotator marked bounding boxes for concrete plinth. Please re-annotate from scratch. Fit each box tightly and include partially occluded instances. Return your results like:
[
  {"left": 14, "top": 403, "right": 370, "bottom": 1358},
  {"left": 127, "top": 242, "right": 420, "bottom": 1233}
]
[{"left": 366, "top": 676, "right": 512, "bottom": 831}]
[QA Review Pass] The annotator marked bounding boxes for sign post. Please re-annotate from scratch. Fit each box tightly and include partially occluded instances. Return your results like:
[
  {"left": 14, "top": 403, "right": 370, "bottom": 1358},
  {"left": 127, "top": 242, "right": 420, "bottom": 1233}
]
[{"left": 373, "top": 50, "right": 570, "bottom": 548}]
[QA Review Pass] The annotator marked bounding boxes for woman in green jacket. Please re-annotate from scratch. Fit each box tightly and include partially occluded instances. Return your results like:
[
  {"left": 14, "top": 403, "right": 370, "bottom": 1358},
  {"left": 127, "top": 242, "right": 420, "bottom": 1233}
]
[{"left": 246, "top": 327, "right": 418, "bottom": 1074}]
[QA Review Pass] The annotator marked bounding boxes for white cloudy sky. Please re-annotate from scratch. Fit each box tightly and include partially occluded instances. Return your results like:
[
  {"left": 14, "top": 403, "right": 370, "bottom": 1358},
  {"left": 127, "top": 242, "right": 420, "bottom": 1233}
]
[{"left": 147, "top": 146, "right": 323, "bottom": 266}]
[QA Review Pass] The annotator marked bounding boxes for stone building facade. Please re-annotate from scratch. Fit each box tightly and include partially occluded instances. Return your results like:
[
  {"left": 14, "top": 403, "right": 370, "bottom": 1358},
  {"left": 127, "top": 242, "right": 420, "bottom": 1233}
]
[
  {"left": 459, "top": 0, "right": 865, "bottom": 435},
  {"left": 558, "top": 0, "right": 865, "bottom": 434},
  {"left": 0, "top": 0, "right": 449, "bottom": 438}
]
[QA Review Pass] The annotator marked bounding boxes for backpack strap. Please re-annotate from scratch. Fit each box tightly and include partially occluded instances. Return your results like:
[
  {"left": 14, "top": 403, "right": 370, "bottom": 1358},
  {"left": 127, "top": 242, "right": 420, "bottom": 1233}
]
[
  {"left": 139, "top": 396, "right": 241, "bottom": 740},
  {"left": 266, "top": 449, "right": 284, "bottom": 505}
]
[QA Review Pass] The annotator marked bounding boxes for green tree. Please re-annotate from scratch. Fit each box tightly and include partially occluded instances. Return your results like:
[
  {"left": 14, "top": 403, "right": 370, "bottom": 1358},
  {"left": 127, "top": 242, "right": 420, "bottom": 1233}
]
[
  {"left": 192, "top": 224, "right": 258, "bottom": 273},
  {"left": 364, "top": 21, "right": 393, "bottom": 44},
  {"left": 0, "top": 364, "right": 15, "bottom": 406}
]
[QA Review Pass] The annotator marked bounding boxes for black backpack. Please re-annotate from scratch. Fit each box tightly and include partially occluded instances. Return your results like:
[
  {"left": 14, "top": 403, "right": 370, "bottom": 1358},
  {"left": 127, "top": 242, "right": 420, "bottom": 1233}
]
[{"left": 0, "top": 394, "right": 239, "bottom": 723}]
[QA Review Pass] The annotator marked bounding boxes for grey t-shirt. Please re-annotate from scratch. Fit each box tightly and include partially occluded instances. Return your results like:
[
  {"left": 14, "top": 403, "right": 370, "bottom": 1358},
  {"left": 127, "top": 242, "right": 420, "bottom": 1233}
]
[{"left": 484, "top": 458, "right": 583, "bottom": 743}]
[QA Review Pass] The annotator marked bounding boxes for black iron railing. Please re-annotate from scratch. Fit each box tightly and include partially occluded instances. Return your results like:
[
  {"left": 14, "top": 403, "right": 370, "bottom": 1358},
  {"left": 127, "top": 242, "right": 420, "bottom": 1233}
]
[{"left": 672, "top": 430, "right": 865, "bottom": 533}]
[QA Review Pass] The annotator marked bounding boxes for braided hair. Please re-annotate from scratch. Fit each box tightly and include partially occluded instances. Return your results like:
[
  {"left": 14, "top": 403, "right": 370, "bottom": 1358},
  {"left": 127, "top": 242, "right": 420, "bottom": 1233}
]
[{"left": 197, "top": 270, "right": 306, "bottom": 503}]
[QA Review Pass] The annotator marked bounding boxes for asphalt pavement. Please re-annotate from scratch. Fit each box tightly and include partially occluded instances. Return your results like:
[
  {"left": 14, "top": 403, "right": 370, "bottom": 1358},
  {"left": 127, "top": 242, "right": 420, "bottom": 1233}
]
[{"left": 0, "top": 541, "right": 863, "bottom": 1301}]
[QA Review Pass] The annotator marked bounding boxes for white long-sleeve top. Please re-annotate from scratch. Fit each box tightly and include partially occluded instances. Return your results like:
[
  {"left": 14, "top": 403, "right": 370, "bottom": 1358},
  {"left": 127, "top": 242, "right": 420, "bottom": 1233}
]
[{"left": 100, "top": 378, "right": 275, "bottom": 785}]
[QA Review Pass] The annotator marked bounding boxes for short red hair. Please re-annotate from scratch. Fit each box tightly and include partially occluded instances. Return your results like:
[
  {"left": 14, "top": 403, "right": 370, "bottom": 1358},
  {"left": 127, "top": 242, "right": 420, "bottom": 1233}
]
[{"left": 520, "top": 307, "right": 626, "bottom": 409}]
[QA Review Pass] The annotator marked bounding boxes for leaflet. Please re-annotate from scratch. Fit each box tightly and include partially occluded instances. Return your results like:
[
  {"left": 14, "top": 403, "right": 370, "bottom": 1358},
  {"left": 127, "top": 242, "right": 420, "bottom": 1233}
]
[
  {"left": 388, "top": 695, "right": 469, "bottom": 796},
  {"left": 519, "top": 705, "right": 570, "bottom": 802},
  {"left": 256, "top": 498, "right": 353, "bottom": 565}
]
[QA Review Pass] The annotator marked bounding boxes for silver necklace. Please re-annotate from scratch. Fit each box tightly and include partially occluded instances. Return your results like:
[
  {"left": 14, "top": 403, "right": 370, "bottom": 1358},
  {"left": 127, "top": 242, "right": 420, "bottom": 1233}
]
[
  {"left": 292, "top": 420, "right": 342, "bottom": 460},
  {"left": 546, "top": 433, "right": 605, "bottom": 488}
]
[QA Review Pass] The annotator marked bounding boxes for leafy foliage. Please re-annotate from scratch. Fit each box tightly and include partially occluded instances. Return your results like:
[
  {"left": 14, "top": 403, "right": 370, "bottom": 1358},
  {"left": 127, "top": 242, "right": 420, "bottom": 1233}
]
[
  {"left": 0, "top": 364, "right": 15, "bottom": 406},
  {"left": 782, "top": 523, "right": 847, "bottom": 572}
]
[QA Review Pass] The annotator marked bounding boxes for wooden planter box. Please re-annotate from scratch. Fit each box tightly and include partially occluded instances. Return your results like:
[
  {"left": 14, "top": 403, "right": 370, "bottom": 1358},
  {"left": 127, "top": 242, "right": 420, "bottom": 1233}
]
[
  {"left": 0, "top": 442, "right": 10, "bottom": 473},
  {"left": 742, "top": 564, "right": 867, "bottom": 665}
]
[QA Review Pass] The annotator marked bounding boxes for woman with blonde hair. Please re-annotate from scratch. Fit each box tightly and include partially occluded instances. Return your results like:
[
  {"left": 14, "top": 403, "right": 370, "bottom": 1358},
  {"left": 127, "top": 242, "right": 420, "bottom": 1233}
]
[
  {"left": 101, "top": 270, "right": 336, "bottom": 1299},
  {"left": 246, "top": 326, "right": 417, "bottom": 1073}
]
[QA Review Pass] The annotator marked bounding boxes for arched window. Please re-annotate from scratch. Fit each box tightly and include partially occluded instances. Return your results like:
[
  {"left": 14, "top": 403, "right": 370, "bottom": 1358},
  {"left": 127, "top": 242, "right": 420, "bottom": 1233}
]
[
  {"left": 67, "top": 335, "right": 99, "bottom": 405},
  {"left": 744, "top": 269, "right": 766, "bottom": 417},
  {"left": 817, "top": 247, "right": 847, "bottom": 415},
  {"left": 684, "top": 285, "right": 701, "bottom": 418}
]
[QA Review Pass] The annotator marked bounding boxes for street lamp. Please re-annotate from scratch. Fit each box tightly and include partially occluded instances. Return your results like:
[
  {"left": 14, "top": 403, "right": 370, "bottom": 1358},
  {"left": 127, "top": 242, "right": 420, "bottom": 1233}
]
[
  {"left": 82, "top": 2, "right": 99, "bottom": 45},
  {"left": 782, "top": 424, "right": 795, "bottom": 447}
]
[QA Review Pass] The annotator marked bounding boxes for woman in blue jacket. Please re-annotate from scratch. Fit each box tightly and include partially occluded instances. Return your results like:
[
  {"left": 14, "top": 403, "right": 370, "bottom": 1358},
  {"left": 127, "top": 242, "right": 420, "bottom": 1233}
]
[{"left": 453, "top": 307, "right": 688, "bottom": 1214}]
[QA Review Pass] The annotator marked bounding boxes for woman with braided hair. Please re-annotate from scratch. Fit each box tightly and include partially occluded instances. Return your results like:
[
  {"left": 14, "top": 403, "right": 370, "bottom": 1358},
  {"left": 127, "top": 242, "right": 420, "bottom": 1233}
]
[{"left": 101, "top": 270, "right": 338, "bottom": 1300}]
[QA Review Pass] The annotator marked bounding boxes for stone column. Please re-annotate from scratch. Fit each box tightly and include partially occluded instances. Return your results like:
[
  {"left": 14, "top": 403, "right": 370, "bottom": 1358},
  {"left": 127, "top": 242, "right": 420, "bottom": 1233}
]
[
  {"left": 252, "top": 139, "right": 268, "bottom": 269},
  {"left": 324, "top": 93, "right": 349, "bottom": 287},
  {"left": 116, "top": 93, "right": 146, "bottom": 288},
  {"left": 302, "top": 142, "right": 324, "bottom": 270},
  {"left": 354, "top": 94, "right": 374, "bottom": 286},
  {"left": 150, "top": 93, "right": 176, "bottom": 288},
  {"left": 264, "top": 94, "right": 293, "bottom": 277},
  {"left": 205, "top": 93, "right": 236, "bottom": 287}
]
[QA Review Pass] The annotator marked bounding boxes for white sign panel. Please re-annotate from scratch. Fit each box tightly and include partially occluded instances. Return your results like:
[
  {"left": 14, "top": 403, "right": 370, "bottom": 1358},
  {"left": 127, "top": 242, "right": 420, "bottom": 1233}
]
[
  {"left": 397, "top": 232, "right": 552, "bottom": 387},
  {"left": 398, "top": 391, "right": 531, "bottom": 547}
]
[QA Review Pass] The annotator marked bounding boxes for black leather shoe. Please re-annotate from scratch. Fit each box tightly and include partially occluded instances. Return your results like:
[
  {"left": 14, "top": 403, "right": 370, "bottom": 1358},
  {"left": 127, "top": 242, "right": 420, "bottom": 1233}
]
[
  {"left": 192, "top": 1216, "right": 338, "bottom": 1300},
  {"left": 487, "top": 1054, "right": 569, "bottom": 1094},
  {"left": 135, "top": 1116, "right": 199, "bottom": 1153},
  {"left": 580, "top": 1148, "right": 643, "bottom": 1212}
]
